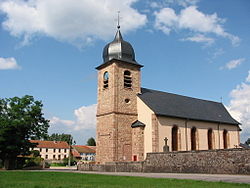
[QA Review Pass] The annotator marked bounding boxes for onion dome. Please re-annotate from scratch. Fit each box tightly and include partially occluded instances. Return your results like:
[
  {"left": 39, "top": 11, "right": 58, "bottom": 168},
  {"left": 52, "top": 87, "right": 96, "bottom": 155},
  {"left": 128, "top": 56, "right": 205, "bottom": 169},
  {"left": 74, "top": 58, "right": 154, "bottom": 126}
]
[{"left": 102, "top": 29, "right": 137, "bottom": 64}]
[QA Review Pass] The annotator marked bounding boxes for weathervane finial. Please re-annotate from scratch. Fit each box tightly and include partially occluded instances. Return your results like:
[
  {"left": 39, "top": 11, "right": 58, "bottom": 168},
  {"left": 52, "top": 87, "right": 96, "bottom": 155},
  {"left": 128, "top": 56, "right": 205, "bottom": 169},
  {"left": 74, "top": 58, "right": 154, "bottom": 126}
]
[{"left": 117, "top": 11, "right": 120, "bottom": 29}]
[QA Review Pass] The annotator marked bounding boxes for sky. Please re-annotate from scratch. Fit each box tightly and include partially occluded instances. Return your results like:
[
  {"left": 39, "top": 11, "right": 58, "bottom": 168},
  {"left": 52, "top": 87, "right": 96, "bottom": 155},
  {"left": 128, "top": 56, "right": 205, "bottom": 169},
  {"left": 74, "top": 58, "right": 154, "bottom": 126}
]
[{"left": 0, "top": 0, "right": 250, "bottom": 145}]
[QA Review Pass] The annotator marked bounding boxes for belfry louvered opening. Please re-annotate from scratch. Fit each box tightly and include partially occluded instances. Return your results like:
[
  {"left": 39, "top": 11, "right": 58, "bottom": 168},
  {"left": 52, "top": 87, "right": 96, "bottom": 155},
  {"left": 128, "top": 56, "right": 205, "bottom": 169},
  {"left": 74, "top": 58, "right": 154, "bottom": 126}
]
[
  {"left": 103, "top": 71, "right": 109, "bottom": 89},
  {"left": 124, "top": 70, "right": 132, "bottom": 88}
]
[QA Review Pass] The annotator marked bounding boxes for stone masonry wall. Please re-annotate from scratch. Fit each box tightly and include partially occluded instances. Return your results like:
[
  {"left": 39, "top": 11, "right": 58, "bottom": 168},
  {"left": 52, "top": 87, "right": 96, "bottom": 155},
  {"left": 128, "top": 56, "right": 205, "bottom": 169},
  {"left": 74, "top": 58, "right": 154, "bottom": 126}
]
[{"left": 78, "top": 148, "right": 250, "bottom": 174}]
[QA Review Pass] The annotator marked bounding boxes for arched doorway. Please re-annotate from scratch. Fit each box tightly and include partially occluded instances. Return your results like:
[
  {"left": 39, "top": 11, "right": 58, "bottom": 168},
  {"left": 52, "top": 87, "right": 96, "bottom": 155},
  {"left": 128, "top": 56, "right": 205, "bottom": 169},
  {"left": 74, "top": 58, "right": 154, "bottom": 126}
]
[
  {"left": 207, "top": 129, "right": 213, "bottom": 150},
  {"left": 172, "top": 126, "right": 178, "bottom": 151},
  {"left": 223, "top": 130, "right": 228, "bottom": 149},
  {"left": 191, "top": 127, "right": 197, "bottom": 150}
]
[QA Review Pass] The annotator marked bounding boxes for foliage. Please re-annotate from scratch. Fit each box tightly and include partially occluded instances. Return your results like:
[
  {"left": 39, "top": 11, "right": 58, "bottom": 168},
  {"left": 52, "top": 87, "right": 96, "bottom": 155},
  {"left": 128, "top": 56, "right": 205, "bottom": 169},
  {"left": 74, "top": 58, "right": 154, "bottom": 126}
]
[
  {"left": 63, "top": 156, "right": 77, "bottom": 166},
  {"left": 0, "top": 95, "right": 49, "bottom": 169},
  {"left": 45, "top": 133, "right": 75, "bottom": 145},
  {"left": 0, "top": 171, "right": 249, "bottom": 188},
  {"left": 245, "top": 138, "right": 250, "bottom": 146},
  {"left": 50, "top": 163, "right": 66, "bottom": 167},
  {"left": 87, "top": 137, "right": 96, "bottom": 146},
  {"left": 30, "top": 150, "right": 40, "bottom": 157}
]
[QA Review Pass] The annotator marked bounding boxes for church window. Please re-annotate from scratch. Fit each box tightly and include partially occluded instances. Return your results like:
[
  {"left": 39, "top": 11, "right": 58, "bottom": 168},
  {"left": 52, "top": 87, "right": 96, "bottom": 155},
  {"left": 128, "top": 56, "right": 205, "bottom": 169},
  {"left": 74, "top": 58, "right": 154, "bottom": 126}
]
[
  {"left": 191, "top": 127, "right": 197, "bottom": 150},
  {"left": 172, "top": 126, "right": 178, "bottom": 151},
  {"left": 103, "top": 71, "right": 109, "bottom": 88},
  {"left": 208, "top": 129, "right": 213, "bottom": 150},
  {"left": 223, "top": 130, "right": 228, "bottom": 149},
  {"left": 124, "top": 70, "right": 132, "bottom": 88}
]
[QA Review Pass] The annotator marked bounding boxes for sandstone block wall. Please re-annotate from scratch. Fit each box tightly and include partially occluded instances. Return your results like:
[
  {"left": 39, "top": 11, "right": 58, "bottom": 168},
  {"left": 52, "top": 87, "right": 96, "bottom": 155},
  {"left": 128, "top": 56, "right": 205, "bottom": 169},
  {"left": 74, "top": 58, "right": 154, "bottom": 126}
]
[{"left": 78, "top": 148, "right": 250, "bottom": 174}]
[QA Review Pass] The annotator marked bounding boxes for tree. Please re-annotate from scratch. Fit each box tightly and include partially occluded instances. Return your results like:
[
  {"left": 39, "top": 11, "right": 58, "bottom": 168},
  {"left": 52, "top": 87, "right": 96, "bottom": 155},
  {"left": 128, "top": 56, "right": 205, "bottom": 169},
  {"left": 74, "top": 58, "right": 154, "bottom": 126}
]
[
  {"left": 46, "top": 133, "right": 75, "bottom": 145},
  {"left": 87, "top": 137, "right": 96, "bottom": 146},
  {"left": 0, "top": 95, "right": 49, "bottom": 169},
  {"left": 245, "top": 138, "right": 250, "bottom": 146}
]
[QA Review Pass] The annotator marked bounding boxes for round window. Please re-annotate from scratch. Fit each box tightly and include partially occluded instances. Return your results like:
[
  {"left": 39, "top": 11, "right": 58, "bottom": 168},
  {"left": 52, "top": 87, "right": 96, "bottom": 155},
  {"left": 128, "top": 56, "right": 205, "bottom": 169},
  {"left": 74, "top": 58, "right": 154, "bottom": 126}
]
[{"left": 125, "top": 98, "right": 130, "bottom": 104}]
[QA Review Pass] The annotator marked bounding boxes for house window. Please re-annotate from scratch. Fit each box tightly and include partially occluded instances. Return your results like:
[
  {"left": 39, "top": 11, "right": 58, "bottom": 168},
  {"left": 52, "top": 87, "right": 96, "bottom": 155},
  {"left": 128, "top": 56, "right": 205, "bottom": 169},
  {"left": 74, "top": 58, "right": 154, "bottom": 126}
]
[
  {"left": 58, "top": 155, "right": 61, "bottom": 160},
  {"left": 64, "top": 155, "right": 67, "bottom": 159},
  {"left": 64, "top": 149, "right": 67, "bottom": 153},
  {"left": 40, "top": 148, "right": 42, "bottom": 152},
  {"left": 208, "top": 129, "right": 213, "bottom": 150},
  {"left": 223, "top": 130, "right": 228, "bottom": 149},
  {"left": 124, "top": 70, "right": 132, "bottom": 88},
  {"left": 103, "top": 71, "right": 109, "bottom": 89},
  {"left": 53, "top": 149, "right": 56, "bottom": 152},
  {"left": 191, "top": 127, "right": 197, "bottom": 150},
  {"left": 172, "top": 126, "right": 178, "bottom": 151},
  {"left": 58, "top": 149, "right": 61, "bottom": 153},
  {"left": 53, "top": 155, "right": 56, "bottom": 159},
  {"left": 45, "top": 155, "right": 48, "bottom": 159},
  {"left": 46, "top": 148, "right": 48, "bottom": 152}
]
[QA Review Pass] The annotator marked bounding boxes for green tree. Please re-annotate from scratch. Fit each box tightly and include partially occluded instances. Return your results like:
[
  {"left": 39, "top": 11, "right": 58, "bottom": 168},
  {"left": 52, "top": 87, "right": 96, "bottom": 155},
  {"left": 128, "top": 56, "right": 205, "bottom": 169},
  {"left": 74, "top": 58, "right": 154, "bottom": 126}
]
[
  {"left": 0, "top": 95, "right": 49, "bottom": 169},
  {"left": 87, "top": 137, "right": 96, "bottom": 146},
  {"left": 46, "top": 133, "right": 75, "bottom": 145},
  {"left": 245, "top": 138, "right": 250, "bottom": 146}
]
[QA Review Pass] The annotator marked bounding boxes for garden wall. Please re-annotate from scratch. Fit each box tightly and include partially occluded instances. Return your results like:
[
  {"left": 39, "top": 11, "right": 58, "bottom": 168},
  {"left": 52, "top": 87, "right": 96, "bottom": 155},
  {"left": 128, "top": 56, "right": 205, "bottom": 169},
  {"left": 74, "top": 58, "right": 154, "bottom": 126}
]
[{"left": 78, "top": 148, "right": 250, "bottom": 174}]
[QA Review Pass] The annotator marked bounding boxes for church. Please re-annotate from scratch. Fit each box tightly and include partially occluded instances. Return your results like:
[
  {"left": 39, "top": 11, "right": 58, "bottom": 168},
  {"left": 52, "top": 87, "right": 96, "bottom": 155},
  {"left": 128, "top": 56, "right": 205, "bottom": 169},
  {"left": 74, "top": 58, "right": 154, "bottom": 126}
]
[{"left": 95, "top": 27, "right": 241, "bottom": 164}]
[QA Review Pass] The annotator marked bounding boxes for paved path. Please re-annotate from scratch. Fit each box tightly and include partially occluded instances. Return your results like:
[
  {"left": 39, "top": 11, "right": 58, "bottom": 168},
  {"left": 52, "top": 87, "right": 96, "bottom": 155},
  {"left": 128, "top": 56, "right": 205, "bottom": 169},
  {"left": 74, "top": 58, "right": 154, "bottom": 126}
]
[{"left": 44, "top": 167, "right": 250, "bottom": 184}]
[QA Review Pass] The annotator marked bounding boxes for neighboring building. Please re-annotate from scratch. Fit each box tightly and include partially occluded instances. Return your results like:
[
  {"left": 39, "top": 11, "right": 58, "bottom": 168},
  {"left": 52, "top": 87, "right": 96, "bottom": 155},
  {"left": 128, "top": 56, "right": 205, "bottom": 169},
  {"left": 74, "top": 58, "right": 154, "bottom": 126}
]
[
  {"left": 30, "top": 140, "right": 70, "bottom": 161},
  {"left": 95, "top": 26, "right": 241, "bottom": 164},
  {"left": 72, "top": 145, "right": 96, "bottom": 161}
]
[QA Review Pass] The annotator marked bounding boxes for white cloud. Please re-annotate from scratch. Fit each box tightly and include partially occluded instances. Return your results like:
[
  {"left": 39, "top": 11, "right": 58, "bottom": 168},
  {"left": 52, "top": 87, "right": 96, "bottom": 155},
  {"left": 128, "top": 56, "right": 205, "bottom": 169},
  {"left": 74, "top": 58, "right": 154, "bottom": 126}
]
[
  {"left": 246, "top": 70, "right": 250, "bottom": 83},
  {"left": 221, "top": 58, "right": 245, "bottom": 70},
  {"left": 0, "top": 0, "right": 147, "bottom": 46},
  {"left": 0, "top": 57, "right": 20, "bottom": 70},
  {"left": 74, "top": 104, "right": 97, "bottom": 130},
  {"left": 50, "top": 116, "right": 75, "bottom": 126},
  {"left": 48, "top": 104, "right": 97, "bottom": 144},
  {"left": 174, "top": 0, "right": 200, "bottom": 7},
  {"left": 227, "top": 71, "right": 250, "bottom": 142},
  {"left": 181, "top": 34, "right": 214, "bottom": 45},
  {"left": 154, "top": 6, "right": 240, "bottom": 45}
]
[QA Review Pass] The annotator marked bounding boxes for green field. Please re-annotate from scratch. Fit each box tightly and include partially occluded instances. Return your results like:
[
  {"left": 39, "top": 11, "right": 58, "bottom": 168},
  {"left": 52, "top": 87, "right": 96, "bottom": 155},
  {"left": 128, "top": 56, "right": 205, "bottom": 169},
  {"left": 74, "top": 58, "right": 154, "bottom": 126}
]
[{"left": 0, "top": 171, "right": 249, "bottom": 188}]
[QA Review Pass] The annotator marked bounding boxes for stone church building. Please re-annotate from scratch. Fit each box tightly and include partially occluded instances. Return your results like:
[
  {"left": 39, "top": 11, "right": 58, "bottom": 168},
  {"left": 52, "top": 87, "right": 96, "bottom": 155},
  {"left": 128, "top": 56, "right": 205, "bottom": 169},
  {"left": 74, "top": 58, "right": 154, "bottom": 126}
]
[{"left": 95, "top": 28, "right": 241, "bottom": 164}]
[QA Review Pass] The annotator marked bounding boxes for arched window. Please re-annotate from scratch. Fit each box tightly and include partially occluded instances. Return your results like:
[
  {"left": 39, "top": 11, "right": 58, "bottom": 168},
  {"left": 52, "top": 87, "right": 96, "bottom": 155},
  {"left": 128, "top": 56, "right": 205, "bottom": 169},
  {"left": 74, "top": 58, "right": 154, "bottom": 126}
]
[
  {"left": 172, "top": 126, "right": 178, "bottom": 151},
  {"left": 124, "top": 70, "right": 132, "bottom": 88},
  {"left": 103, "top": 71, "right": 109, "bottom": 89},
  {"left": 223, "top": 130, "right": 228, "bottom": 149},
  {"left": 191, "top": 127, "right": 197, "bottom": 150},
  {"left": 207, "top": 129, "right": 213, "bottom": 150}
]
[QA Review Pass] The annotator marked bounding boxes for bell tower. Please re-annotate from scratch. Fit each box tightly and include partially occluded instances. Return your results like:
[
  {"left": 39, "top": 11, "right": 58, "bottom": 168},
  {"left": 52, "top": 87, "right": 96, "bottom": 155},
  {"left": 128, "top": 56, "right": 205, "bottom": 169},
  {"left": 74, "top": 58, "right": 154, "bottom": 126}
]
[{"left": 95, "top": 26, "right": 143, "bottom": 164}]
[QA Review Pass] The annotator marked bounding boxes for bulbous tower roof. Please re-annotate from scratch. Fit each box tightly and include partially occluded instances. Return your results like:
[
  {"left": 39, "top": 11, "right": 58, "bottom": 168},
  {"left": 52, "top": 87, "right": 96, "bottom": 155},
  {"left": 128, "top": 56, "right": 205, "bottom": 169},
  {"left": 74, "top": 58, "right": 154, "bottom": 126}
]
[{"left": 102, "top": 29, "right": 137, "bottom": 64}]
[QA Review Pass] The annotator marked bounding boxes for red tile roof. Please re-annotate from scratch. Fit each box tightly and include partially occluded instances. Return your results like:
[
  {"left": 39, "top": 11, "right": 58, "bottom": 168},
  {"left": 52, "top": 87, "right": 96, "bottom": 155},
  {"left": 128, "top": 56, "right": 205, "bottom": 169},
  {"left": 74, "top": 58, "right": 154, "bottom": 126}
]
[
  {"left": 71, "top": 150, "right": 81, "bottom": 158},
  {"left": 30, "top": 140, "right": 70, "bottom": 149},
  {"left": 73, "top": 145, "right": 96, "bottom": 153}
]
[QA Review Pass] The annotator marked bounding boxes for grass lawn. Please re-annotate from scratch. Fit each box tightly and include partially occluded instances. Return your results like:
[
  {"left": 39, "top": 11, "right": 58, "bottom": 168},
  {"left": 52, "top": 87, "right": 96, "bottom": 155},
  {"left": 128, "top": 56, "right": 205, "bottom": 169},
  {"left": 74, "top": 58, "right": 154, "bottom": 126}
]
[{"left": 0, "top": 171, "right": 249, "bottom": 188}]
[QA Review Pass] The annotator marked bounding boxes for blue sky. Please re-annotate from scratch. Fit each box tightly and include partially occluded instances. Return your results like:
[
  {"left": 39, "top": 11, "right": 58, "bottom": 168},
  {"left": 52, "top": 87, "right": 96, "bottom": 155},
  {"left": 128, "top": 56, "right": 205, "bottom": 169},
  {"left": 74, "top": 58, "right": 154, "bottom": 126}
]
[{"left": 0, "top": 0, "right": 250, "bottom": 144}]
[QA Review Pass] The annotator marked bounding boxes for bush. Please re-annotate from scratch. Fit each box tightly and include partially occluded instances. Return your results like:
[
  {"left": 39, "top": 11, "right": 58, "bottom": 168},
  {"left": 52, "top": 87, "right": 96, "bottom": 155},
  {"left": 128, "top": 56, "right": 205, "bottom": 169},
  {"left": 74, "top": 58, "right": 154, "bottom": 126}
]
[
  {"left": 63, "top": 156, "right": 77, "bottom": 166},
  {"left": 24, "top": 156, "right": 43, "bottom": 168},
  {"left": 50, "top": 163, "right": 66, "bottom": 167}
]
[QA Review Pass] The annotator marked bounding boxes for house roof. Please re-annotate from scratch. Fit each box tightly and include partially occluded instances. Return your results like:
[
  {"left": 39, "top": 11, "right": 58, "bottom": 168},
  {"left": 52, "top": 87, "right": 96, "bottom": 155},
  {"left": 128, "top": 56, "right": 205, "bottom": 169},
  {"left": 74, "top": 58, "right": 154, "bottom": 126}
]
[
  {"left": 30, "top": 140, "right": 70, "bottom": 149},
  {"left": 138, "top": 88, "right": 239, "bottom": 125},
  {"left": 72, "top": 145, "right": 96, "bottom": 154}
]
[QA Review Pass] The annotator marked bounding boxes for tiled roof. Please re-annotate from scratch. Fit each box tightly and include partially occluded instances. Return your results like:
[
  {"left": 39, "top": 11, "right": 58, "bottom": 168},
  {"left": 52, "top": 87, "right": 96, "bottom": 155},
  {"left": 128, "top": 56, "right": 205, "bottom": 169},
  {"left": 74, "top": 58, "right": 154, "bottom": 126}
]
[
  {"left": 71, "top": 149, "right": 81, "bottom": 158},
  {"left": 138, "top": 88, "right": 240, "bottom": 125},
  {"left": 30, "top": 140, "right": 70, "bottom": 149},
  {"left": 73, "top": 145, "right": 96, "bottom": 154}
]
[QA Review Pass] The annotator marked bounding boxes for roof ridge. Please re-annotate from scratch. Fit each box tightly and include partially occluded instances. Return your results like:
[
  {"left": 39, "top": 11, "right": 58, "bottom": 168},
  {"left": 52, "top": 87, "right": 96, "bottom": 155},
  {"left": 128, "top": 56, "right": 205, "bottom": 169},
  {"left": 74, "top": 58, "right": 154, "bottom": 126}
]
[{"left": 141, "top": 87, "right": 222, "bottom": 104}]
